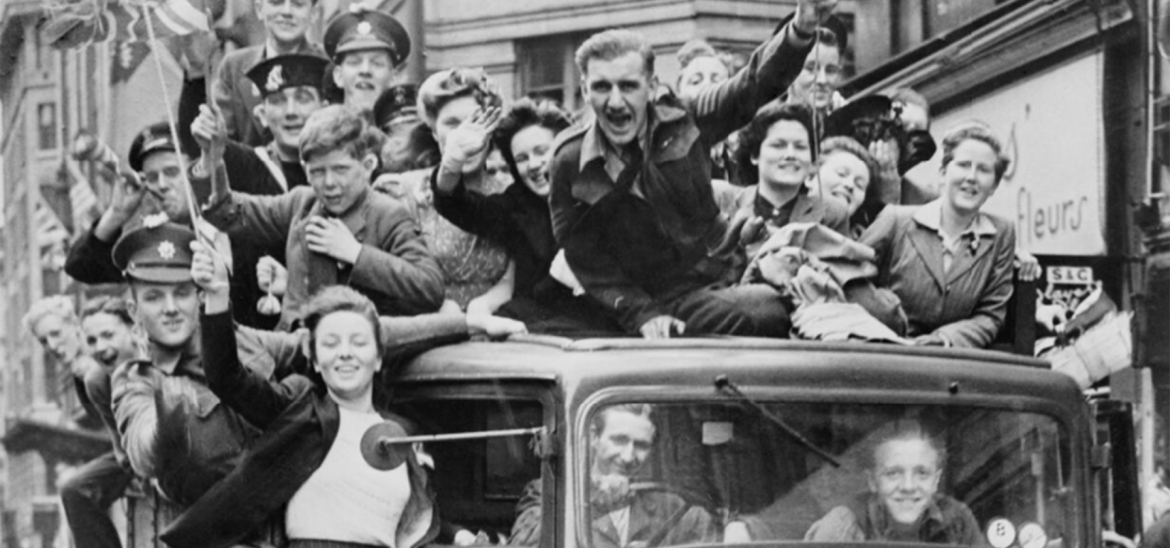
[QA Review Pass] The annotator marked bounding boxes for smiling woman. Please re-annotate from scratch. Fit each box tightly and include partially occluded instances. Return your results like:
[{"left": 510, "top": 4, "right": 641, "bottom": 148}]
[{"left": 859, "top": 123, "right": 1016, "bottom": 348}]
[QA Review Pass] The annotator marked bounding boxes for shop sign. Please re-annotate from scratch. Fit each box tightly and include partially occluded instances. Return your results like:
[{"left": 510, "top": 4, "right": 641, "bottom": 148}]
[{"left": 904, "top": 52, "right": 1107, "bottom": 255}]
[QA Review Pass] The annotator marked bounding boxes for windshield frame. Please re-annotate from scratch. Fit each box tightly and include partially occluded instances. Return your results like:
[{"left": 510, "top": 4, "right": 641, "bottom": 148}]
[{"left": 572, "top": 383, "right": 1088, "bottom": 548}]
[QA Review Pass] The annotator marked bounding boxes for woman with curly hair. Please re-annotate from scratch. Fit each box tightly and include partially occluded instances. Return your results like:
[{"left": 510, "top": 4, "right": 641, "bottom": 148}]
[{"left": 432, "top": 96, "right": 620, "bottom": 334}]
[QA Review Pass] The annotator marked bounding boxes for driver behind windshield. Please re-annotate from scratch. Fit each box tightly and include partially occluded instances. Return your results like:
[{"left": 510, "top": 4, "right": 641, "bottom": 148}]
[
  {"left": 511, "top": 404, "right": 715, "bottom": 547},
  {"left": 804, "top": 420, "right": 983, "bottom": 544}
]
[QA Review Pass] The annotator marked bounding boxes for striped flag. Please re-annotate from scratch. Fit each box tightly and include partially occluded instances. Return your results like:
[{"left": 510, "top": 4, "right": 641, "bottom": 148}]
[{"left": 44, "top": 0, "right": 215, "bottom": 50}]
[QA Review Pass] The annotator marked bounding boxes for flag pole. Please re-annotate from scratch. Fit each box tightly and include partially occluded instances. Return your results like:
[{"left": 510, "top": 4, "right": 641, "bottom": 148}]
[{"left": 140, "top": 3, "right": 202, "bottom": 227}]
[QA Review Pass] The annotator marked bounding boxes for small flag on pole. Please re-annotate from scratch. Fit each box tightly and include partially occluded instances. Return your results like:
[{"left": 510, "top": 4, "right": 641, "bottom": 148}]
[{"left": 43, "top": 0, "right": 215, "bottom": 50}]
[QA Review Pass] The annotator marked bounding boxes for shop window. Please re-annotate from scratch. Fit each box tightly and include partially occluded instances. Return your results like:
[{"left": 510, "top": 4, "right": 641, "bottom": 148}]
[{"left": 519, "top": 33, "right": 589, "bottom": 111}]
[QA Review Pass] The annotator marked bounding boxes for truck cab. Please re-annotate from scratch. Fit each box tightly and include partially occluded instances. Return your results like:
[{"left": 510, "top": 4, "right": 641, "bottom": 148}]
[{"left": 382, "top": 335, "right": 1101, "bottom": 548}]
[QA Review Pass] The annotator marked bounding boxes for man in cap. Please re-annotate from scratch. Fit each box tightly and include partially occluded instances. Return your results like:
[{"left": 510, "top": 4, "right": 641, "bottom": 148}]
[
  {"left": 65, "top": 123, "right": 282, "bottom": 330},
  {"left": 323, "top": 7, "right": 412, "bottom": 113},
  {"left": 108, "top": 222, "right": 265, "bottom": 509},
  {"left": 193, "top": 53, "right": 330, "bottom": 193},
  {"left": 212, "top": 0, "right": 325, "bottom": 147},
  {"left": 66, "top": 122, "right": 190, "bottom": 284},
  {"left": 372, "top": 83, "right": 440, "bottom": 174},
  {"left": 547, "top": 0, "right": 838, "bottom": 339}
]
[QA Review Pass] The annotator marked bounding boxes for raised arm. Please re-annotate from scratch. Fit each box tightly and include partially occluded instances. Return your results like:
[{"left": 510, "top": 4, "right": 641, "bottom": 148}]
[
  {"left": 687, "top": 0, "right": 836, "bottom": 142},
  {"left": 191, "top": 237, "right": 300, "bottom": 429}
]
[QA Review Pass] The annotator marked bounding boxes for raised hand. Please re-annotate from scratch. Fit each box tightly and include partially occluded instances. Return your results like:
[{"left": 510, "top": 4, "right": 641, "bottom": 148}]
[
  {"left": 191, "top": 239, "right": 231, "bottom": 314},
  {"left": 441, "top": 107, "right": 503, "bottom": 171},
  {"left": 190, "top": 104, "right": 228, "bottom": 158},
  {"left": 305, "top": 216, "right": 363, "bottom": 264},
  {"left": 794, "top": 0, "right": 838, "bottom": 34}
]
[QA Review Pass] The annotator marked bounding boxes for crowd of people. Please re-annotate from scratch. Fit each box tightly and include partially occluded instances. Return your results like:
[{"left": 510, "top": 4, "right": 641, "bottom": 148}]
[{"left": 23, "top": 0, "right": 1042, "bottom": 545}]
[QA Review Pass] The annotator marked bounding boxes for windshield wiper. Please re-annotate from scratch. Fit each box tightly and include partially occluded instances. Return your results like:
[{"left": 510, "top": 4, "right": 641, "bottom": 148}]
[{"left": 714, "top": 374, "right": 841, "bottom": 468}]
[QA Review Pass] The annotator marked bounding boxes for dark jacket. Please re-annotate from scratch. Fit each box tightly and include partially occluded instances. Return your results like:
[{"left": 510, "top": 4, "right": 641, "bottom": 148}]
[
  {"left": 548, "top": 22, "right": 814, "bottom": 332},
  {"left": 161, "top": 311, "right": 446, "bottom": 548}
]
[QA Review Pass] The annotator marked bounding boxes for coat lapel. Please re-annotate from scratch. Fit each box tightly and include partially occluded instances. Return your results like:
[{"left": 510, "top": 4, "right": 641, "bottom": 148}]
[
  {"left": 593, "top": 512, "right": 623, "bottom": 548},
  {"left": 946, "top": 235, "right": 993, "bottom": 284},
  {"left": 905, "top": 227, "right": 947, "bottom": 291}
]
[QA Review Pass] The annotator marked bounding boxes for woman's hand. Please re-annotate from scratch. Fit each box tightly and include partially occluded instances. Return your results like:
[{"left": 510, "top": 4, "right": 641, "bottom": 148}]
[
  {"left": 440, "top": 107, "right": 502, "bottom": 173},
  {"left": 191, "top": 239, "right": 231, "bottom": 314},
  {"left": 1014, "top": 249, "right": 1041, "bottom": 282}
]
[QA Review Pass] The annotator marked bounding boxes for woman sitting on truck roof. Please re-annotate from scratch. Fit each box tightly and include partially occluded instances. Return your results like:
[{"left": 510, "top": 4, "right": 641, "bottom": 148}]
[
  {"left": 858, "top": 123, "right": 1015, "bottom": 348},
  {"left": 166, "top": 261, "right": 442, "bottom": 548}
]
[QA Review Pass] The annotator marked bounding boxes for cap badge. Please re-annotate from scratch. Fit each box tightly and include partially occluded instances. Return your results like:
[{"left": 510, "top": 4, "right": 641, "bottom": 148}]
[
  {"left": 158, "top": 241, "right": 176, "bottom": 260},
  {"left": 357, "top": 21, "right": 372, "bottom": 36},
  {"left": 142, "top": 213, "right": 169, "bottom": 228},
  {"left": 266, "top": 65, "right": 285, "bottom": 93}
]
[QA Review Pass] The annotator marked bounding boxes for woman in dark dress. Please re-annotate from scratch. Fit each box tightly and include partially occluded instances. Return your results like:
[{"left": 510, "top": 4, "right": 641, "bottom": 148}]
[{"left": 432, "top": 96, "right": 620, "bottom": 334}]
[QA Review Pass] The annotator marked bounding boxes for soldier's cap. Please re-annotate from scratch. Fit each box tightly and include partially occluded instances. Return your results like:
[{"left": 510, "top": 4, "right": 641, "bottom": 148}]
[
  {"left": 128, "top": 122, "right": 178, "bottom": 172},
  {"left": 372, "top": 84, "right": 419, "bottom": 128},
  {"left": 323, "top": 8, "right": 411, "bottom": 66},
  {"left": 112, "top": 222, "right": 196, "bottom": 284},
  {"left": 246, "top": 54, "right": 330, "bottom": 98}
]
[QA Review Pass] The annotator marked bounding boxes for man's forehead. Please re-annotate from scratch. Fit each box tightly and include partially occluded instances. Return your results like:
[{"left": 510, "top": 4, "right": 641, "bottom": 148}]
[
  {"left": 342, "top": 48, "right": 395, "bottom": 64},
  {"left": 584, "top": 52, "right": 652, "bottom": 79},
  {"left": 142, "top": 151, "right": 180, "bottom": 168}
]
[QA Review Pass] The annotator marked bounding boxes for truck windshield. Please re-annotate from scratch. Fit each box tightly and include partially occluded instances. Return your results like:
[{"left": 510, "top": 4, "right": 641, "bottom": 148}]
[{"left": 583, "top": 402, "right": 1072, "bottom": 548}]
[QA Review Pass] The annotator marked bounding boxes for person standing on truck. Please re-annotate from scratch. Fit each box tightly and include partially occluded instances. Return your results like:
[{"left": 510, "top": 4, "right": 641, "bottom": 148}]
[
  {"left": 548, "top": 0, "right": 838, "bottom": 339},
  {"left": 511, "top": 404, "right": 716, "bottom": 547}
]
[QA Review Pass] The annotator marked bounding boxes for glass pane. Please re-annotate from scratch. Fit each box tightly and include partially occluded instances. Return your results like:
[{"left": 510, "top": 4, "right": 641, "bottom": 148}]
[
  {"left": 584, "top": 402, "right": 1071, "bottom": 547},
  {"left": 396, "top": 398, "right": 543, "bottom": 543}
]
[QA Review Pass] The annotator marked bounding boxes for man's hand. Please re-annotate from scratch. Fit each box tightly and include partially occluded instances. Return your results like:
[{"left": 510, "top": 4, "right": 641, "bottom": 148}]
[
  {"left": 591, "top": 473, "right": 634, "bottom": 513},
  {"left": 95, "top": 172, "right": 150, "bottom": 241},
  {"left": 639, "top": 315, "right": 686, "bottom": 339},
  {"left": 191, "top": 239, "right": 231, "bottom": 314},
  {"left": 256, "top": 255, "right": 288, "bottom": 297},
  {"left": 305, "top": 216, "right": 363, "bottom": 264},
  {"left": 191, "top": 104, "right": 228, "bottom": 160},
  {"left": 794, "top": 0, "right": 839, "bottom": 35},
  {"left": 440, "top": 107, "right": 503, "bottom": 173}
]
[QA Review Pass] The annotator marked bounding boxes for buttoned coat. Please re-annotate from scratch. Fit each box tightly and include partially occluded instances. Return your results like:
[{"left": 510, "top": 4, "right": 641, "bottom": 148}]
[
  {"left": 858, "top": 204, "right": 1015, "bottom": 348},
  {"left": 204, "top": 185, "right": 444, "bottom": 329}
]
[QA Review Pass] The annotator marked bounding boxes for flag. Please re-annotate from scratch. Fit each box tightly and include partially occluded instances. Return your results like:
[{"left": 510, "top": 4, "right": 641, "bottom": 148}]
[{"left": 44, "top": 0, "right": 215, "bottom": 50}]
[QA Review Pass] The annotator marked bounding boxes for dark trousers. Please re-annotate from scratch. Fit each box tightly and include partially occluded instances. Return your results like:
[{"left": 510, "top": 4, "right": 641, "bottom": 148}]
[
  {"left": 61, "top": 452, "right": 134, "bottom": 548},
  {"left": 667, "top": 283, "right": 791, "bottom": 337}
]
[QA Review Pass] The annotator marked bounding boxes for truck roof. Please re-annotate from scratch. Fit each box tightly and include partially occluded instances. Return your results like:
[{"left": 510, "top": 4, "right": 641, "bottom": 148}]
[{"left": 397, "top": 335, "right": 1075, "bottom": 410}]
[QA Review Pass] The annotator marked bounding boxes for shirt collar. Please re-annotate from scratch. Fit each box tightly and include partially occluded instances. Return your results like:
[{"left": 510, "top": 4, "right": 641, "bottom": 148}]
[
  {"left": 913, "top": 199, "right": 998, "bottom": 238},
  {"left": 866, "top": 494, "right": 947, "bottom": 539}
]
